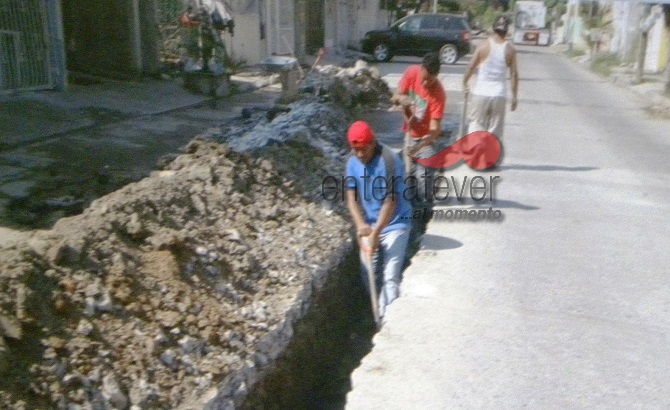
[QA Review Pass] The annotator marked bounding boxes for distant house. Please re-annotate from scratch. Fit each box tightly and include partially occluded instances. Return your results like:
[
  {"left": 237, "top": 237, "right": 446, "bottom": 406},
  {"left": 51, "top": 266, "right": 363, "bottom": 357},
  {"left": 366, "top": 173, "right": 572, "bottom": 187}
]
[
  {"left": 642, "top": 6, "right": 668, "bottom": 73},
  {"left": 0, "top": 0, "right": 392, "bottom": 93},
  {"left": 607, "top": 0, "right": 668, "bottom": 73},
  {"left": 62, "top": 0, "right": 160, "bottom": 79},
  {"left": 221, "top": 0, "right": 392, "bottom": 66},
  {"left": 0, "top": 0, "right": 160, "bottom": 93}
]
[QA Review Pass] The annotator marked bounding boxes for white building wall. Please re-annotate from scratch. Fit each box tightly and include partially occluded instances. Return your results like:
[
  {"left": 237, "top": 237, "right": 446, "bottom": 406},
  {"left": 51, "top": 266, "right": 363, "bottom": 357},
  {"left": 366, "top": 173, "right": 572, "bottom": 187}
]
[
  {"left": 644, "top": 10, "right": 667, "bottom": 73},
  {"left": 337, "top": 0, "right": 351, "bottom": 49},
  {"left": 610, "top": 1, "right": 643, "bottom": 61},
  {"left": 221, "top": 13, "right": 265, "bottom": 65},
  {"left": 325, "top": 0, "right": 390, "bottom": 52},
  {"left": 324, "top": 1, "right": 337, "bottom": 48},
  {"left": 266, "top": 0, "right": 295, "bottom": 55},
  {"left": 216, "top": 0, "right": 267, "bottom": 65},
  {"left": 221, "top": 0, "right": 392, "bottom": 63}
]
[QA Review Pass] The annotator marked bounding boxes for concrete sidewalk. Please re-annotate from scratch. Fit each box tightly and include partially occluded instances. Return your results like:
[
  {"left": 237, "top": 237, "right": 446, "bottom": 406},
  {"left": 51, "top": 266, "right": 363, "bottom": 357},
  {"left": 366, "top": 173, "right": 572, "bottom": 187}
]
[{"left": 0, "top": 70, "right": 278, "bottom": 148}]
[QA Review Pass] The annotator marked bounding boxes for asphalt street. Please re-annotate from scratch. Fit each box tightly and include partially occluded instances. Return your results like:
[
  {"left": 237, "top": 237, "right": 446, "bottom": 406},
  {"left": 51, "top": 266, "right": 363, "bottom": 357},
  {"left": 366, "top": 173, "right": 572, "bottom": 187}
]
[{"left": 348, "top": 45, "right": 670, "bottom": 408}]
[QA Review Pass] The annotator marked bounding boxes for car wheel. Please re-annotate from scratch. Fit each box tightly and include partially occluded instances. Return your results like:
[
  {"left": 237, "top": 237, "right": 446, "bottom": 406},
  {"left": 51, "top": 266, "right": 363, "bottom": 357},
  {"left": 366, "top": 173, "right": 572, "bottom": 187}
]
[
  {"left": 440, "top": 44, "right": 458, "bottom": 65},
  {"left": 372, "top": 43, "right": 392, "bottom": 62}
]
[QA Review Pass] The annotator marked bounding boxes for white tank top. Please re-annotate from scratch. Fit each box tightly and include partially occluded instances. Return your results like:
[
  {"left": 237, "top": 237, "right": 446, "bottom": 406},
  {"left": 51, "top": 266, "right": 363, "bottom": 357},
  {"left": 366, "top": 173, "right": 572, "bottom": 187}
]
[{"left": 473, "top": 39, "right": 508, "bottom": 97}]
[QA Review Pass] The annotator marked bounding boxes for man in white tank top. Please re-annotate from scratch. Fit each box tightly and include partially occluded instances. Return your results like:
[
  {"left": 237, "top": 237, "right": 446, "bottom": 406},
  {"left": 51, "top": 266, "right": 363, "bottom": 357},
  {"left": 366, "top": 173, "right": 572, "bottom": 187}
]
[{"left": 462, "top": 15, "right": 519, "bottom": 141}]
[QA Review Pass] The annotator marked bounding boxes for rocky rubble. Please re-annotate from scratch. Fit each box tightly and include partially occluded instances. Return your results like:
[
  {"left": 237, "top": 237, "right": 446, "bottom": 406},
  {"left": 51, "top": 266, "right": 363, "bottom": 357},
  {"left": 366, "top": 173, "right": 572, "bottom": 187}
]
[{"left": 0, "top": 61, "right": 392, "bottom": 409}]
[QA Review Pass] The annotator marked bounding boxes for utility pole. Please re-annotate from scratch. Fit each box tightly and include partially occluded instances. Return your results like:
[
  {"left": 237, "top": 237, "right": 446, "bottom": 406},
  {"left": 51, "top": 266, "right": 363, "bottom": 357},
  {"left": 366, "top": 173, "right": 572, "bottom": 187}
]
[
  {"left": 636, "top": 5, "right": 662, "bottom": 84},
  {"left": 433, "top": 0, "right": 438, "bottom": 13}
]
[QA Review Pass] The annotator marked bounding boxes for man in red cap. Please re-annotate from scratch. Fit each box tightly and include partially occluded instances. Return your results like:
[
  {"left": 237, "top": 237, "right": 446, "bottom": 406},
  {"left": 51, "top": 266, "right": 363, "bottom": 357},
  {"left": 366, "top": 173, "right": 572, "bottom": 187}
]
[
  {"left": 345, "top": 120, "right": 412, "bottom": 323},
  {"left": 391, "top": 52, "right": 446, "bottom": 206}
]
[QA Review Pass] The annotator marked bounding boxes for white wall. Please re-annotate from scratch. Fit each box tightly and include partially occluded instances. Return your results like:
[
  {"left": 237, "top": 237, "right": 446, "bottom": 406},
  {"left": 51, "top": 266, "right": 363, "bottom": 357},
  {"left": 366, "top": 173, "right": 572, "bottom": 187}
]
[
  {"left": 222, "top": 13, "right": 265, "bottom": 65},
  {"left": 325, "top": 0, "right": 391, "bottom": 52},
  {"left": 355, "top": 2, "right": 381, "bottom": 47},
  {"left": 265, "top": 0, "right": 295, "bottom": 55},
  {"left": 324, "top": 1, "right": 337, "bottom": 48},
  {"left": 610, "top": 1, "right": 642, "bottom": 61},
  {"left": 644, "top": 11, "right": 667, "bottom": 73}
]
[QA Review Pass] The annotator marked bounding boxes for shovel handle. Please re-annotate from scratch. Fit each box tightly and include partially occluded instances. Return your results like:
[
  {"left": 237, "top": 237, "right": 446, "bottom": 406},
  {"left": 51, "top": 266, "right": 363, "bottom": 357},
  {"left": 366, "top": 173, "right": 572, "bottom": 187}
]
[
  {"left": 361, "top": 238, "right": 382, "bottom": 330},
  {"left": 459, "top": 91, "right": 469, "bottom": 138}
]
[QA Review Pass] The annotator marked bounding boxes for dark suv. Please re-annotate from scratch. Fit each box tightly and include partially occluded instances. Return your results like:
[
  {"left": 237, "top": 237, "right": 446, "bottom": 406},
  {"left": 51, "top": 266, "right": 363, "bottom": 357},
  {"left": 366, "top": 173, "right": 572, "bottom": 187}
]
[{"left": 361, "top": 13, "right": 471, "bottom": 64}]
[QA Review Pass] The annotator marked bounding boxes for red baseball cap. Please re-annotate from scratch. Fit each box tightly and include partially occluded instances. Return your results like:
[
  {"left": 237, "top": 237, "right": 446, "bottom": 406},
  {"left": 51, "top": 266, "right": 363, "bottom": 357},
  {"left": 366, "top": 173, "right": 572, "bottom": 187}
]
[{"left": 347, "top": 121, "right": 375, "bottom": 147}]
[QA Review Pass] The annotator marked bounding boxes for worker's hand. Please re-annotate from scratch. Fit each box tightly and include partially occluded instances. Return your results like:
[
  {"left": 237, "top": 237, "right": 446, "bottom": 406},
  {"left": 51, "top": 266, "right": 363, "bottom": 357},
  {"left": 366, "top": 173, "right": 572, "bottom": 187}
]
[
  {"left": 356, "top": 224, "right": 372, "bottom": 239},
  {"left": 511, "top": 96, "right": 518, "bottom": 111},
  {"left": 423, "top": 133, "right": 440, "bottom": 145},
  {"left": 391, "top": 95, "right": 413, "bottom": 107},
  {"left": 407, "top": 143, "right": 421, "bottom": 157},
  {"left": 407, "top": 136, "right": 434, "bottom": 157},
  {"left": 364, "top": 232, "right": 380, "bottom": 256}
]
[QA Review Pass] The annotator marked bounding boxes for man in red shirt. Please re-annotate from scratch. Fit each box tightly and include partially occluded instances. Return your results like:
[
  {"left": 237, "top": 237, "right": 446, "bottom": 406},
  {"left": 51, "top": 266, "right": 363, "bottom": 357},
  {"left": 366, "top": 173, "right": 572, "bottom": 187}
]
[{"left": 391, "top": 52, "right": 446, "bottom": 205}]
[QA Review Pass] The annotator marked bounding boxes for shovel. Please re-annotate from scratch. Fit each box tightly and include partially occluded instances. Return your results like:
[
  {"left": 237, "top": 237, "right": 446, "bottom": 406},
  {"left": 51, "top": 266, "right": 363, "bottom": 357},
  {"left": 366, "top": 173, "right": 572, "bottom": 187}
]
[
  {"left": 361, "top": 237, "right": 382, "bottom": 330},
  {"left": 458, "top": 90, "right": 470, "bottom": 139}
]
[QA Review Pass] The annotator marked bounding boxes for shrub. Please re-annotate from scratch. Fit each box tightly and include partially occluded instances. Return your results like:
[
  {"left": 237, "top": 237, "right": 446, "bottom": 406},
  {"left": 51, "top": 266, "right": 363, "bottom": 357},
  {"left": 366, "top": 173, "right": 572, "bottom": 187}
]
[{"left": 590, "top": 52, "right": 619, "bottom": 77}]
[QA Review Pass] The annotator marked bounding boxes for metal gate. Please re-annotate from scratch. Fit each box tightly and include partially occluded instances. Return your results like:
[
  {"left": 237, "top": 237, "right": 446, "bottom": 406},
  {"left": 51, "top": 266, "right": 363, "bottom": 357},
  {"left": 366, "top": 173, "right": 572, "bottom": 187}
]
[
  {"left": 0, "top": 0, "right": 52, "bottom": 92},
  {"left": 266, "top": 0, "right": 295, "bottom": 55}
]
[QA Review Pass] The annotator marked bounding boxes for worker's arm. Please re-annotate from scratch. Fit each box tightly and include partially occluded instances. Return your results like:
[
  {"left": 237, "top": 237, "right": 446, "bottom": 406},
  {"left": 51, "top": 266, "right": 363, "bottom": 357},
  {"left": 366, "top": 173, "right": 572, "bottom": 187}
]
[
  {"left": 463, "top": 43, "right": 484, "bottom": 94},
  {"left": 369, "top": 196, "right": 397, "bottom": 252},
  {"left": 346, "top": 187, "right": 397, "bottom": 253},
  {"left": 425, "top": 118, "right": 443, "bottom": 144},
  {"left": 392, "top": 68, "right": 416, "bottom": 123},
  {"left": 409, "top": 118, "right": 442, "bottom": 155},
  {"left": 507, "top": 45, "right": 519, "bottom": 111},
  {"left": 391, "top": 91, "right": 414, "bottom": 124},
  {"left": 390, "top": 91, "right": 410, "bottom": 105},
  {"left": 346, "top": 189, "right": 371, "bottom": 238}
]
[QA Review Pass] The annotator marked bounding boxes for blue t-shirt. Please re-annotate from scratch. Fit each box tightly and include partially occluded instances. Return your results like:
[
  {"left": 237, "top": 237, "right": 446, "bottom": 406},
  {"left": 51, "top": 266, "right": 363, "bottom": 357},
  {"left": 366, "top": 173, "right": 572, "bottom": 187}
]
[{"left": 346, "top": 144, "right": 412, "bottom": 233}]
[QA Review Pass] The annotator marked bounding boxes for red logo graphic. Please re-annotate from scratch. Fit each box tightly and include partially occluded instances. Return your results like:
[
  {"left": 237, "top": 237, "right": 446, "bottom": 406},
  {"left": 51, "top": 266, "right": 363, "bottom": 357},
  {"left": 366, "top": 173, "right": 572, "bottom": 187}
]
[{"left": 411, "top": 131, "right": 501, "bottom": 170}]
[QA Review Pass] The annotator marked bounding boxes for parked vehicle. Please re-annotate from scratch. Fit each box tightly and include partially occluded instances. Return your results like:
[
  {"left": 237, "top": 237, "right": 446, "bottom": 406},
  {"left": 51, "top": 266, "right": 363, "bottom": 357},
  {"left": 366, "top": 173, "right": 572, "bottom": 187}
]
[
  {"left": 512, "top": 0, "right": 551, "bottom": 46},
  {"left": 361, "top": 13, "right": 471, "bottom": 64}
]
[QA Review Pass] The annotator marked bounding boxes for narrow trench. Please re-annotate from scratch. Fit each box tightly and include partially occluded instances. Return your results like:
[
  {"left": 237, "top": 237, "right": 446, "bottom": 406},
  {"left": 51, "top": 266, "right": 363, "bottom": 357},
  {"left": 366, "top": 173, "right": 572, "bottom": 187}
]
[{"left": 241, "top": 218, "right": 428, "bottom": 410}]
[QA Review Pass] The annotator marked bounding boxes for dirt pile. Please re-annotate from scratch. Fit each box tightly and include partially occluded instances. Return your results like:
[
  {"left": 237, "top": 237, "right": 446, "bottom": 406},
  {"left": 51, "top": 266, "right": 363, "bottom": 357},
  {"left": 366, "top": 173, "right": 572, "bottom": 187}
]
[{"left": 0, "top": 61, "right": 392, "bottom": 409}]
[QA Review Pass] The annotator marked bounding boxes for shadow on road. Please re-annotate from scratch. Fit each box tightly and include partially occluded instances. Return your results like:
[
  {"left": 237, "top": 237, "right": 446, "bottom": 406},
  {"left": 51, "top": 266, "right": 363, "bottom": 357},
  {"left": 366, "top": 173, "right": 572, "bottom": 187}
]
[
  {"left": 420, "top": 233, "right": 464, "bottom": 251},
  {"left": 521, "top": 77, "right": 607, "bottom": 83},
  {"left": 434, "top": 197, "right": 540, "bottom": 211},
  {"left": 498, "top": 163, "right": 598, "bottom": 172},
  {"left": 516, "top": 49, "right": 548, "bottom": 55}
]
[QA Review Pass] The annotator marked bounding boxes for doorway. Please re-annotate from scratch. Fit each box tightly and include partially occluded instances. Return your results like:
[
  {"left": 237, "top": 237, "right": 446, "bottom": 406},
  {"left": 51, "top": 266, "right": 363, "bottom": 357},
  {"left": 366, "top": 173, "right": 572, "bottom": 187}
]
[{"left": 305, "top": 0, "right": 324, "bottom": 55}]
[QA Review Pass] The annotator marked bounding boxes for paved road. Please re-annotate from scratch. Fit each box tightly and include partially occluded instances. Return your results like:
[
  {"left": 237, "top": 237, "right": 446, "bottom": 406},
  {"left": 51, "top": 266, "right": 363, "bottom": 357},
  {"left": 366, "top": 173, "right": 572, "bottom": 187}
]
[{"left": 348, "top": 45, "right": 670, "bottom": 408}]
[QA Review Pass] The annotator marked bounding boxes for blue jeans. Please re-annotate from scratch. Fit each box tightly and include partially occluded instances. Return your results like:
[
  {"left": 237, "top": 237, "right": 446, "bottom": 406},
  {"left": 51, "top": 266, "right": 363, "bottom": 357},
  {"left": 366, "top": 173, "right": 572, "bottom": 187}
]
[{"left": 360, "top": 228, "right": 410, "bottom": 319}]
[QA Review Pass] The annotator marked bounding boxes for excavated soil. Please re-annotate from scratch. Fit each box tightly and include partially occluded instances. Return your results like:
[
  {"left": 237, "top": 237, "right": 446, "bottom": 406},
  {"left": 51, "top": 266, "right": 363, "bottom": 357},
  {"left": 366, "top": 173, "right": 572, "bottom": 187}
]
[{"left": 0, "top": 61, "right": 394, "bottom": 409}]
